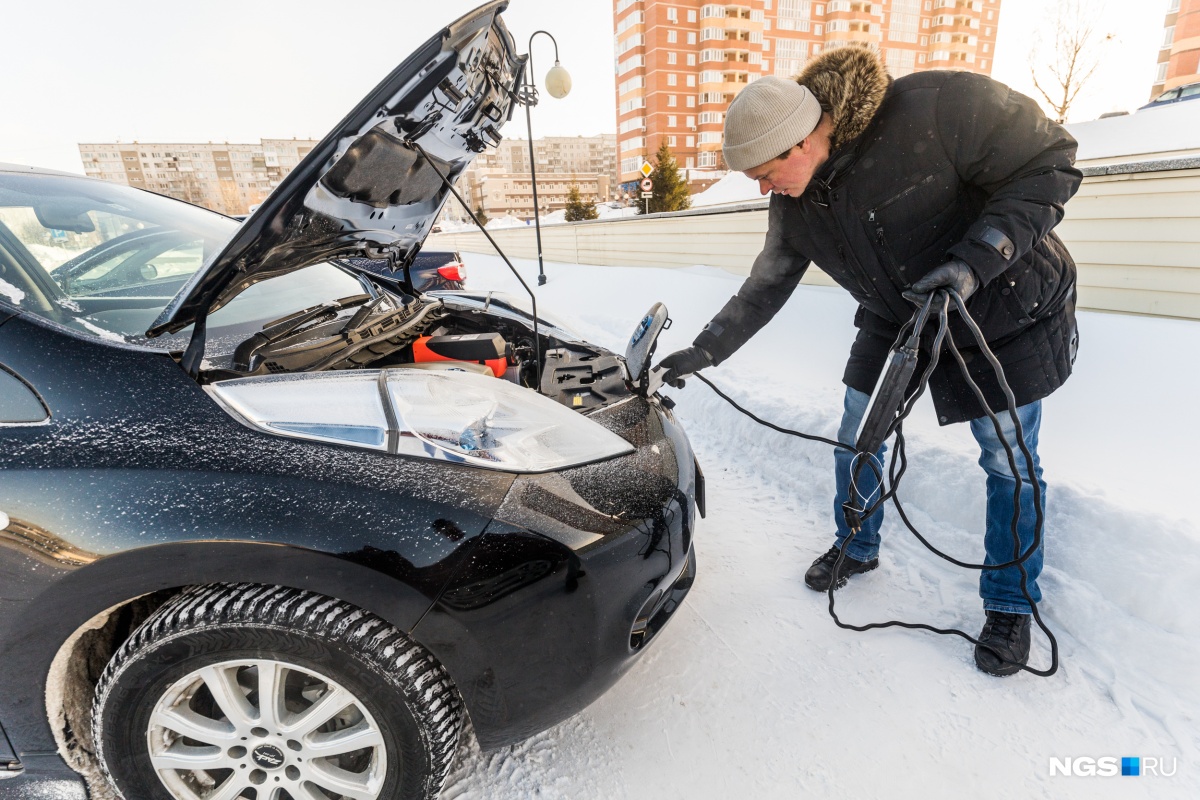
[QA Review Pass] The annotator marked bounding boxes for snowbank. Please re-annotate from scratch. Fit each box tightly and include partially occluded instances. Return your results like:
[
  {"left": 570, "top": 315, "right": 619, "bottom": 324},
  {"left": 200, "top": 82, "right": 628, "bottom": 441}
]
[
  {"left": 1068, "top": 101, "right": 1200, "bottom": 164},
  {"left": 440, "top": 254, "right": 1199, "bottom": 799},
  {"left": 690, "top": 170, "right": 762, "bottom": 207}
]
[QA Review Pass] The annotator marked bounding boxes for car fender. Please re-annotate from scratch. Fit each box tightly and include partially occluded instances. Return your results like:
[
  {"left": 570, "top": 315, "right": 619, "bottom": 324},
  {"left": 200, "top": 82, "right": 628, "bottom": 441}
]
[{"left": 0, "top": 538, "right": 476, "bottom": 759}]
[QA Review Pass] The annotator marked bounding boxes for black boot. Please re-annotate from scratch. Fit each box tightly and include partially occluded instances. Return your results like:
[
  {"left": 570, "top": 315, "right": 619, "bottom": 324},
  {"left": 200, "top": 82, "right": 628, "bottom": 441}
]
[
  {"left": 804, "top": 545, "right": 878, "bottom": 592},
  {"left": 974, "top": 610, "right": 1032, "bottom": 676}
]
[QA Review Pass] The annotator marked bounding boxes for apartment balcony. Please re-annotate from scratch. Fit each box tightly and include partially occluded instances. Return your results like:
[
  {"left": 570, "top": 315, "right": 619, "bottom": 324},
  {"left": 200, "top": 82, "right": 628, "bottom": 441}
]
[
  {"left": 827, "top": 0, "right": 883, "bottom": 16},
  {"left": 933, "top": 0, "right": 981, "bottom": 11}
]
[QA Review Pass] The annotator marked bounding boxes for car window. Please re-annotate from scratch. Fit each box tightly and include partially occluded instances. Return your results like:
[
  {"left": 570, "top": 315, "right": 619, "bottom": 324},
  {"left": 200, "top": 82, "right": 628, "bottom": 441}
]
[
  {"left": 1181, "top": 85, "right": 1200, "bottom": 98},
  {"left": 0, "top": 173, "right": 363, "bottom": 348}
]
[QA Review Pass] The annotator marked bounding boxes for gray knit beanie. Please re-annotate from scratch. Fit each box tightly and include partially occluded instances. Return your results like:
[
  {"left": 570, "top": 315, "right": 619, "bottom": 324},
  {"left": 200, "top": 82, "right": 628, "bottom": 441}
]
[{"left": 722, "top": 77, "right": 822, "bottom": 171}]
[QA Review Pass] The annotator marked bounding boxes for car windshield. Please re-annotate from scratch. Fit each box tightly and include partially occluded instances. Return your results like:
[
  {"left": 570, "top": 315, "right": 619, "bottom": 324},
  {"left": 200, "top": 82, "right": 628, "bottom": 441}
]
[{"left": 0, "top": 171, "right": 363, "bottom": 353}]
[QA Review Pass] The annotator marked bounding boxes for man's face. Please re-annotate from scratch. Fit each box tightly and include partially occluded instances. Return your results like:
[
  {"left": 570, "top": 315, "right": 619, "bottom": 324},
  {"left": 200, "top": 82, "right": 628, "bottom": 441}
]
[{"left": 743, "top": 138, "right": 826, "bottom": 197}]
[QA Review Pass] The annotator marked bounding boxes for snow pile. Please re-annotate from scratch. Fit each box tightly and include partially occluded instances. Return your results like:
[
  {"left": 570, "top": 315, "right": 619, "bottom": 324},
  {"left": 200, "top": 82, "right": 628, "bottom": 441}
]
[
  {"left": 484, "top": 214, "right": 527, "bottom": 230},
  {"left": 441, "top": 254, "right": 1199, "bottom": 799},
  {"left": 690, "top": 170, "right": 762, "bottom": 207},
  {"left": 1068, "top": 101, "right": 1200, "bottom": 164}
]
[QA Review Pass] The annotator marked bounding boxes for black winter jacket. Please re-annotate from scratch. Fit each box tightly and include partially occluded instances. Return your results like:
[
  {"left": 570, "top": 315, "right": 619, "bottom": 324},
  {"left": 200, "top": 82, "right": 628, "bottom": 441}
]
[{"left": 695, "top": 48, "right": 1082, "bottom": 424}]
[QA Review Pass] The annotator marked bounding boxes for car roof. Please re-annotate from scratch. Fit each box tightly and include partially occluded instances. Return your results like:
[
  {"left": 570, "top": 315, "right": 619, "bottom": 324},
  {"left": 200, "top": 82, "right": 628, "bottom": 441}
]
[{"left": 0, "top": 162, "right": 86, "bottom": 178}]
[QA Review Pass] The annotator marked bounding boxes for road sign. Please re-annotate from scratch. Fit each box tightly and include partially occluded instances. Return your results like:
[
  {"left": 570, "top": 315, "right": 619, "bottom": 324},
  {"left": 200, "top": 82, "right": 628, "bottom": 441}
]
[
  {"left": 640, "top": 191, "right": 653, "bottom": 198},
  {"left": 640, "top": 178, "right": 653, "bottom": 191},
  {"left": 639, "top": 161, "right": 653, "bottom": 178}
]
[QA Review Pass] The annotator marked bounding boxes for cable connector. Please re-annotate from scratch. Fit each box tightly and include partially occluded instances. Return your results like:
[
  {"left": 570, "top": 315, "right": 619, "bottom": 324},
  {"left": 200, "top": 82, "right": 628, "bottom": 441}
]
[{"left": 841, "top": 501, "right": 863, "bottom": 533}]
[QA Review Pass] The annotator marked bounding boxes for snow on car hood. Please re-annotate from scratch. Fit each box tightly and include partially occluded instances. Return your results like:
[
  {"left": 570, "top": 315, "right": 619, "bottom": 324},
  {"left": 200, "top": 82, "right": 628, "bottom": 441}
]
[{"left": 147, "top": 0, "right": 522, "bottom": 337}]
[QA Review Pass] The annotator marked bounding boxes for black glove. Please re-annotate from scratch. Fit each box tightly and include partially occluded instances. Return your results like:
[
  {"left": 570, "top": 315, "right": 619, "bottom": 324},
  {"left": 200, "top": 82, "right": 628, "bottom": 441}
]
[
  {"left": 903, "top": 259, "right": 980, "bottom": 306},
  {"left": 656, "top": 346, "right": 713, "bottom": 388}
]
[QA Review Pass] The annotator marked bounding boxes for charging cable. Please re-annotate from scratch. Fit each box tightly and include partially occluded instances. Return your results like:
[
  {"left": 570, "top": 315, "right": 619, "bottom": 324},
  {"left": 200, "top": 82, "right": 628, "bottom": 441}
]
[{"left": 691, "top": 289, "right": 1059, "bottom": 677}]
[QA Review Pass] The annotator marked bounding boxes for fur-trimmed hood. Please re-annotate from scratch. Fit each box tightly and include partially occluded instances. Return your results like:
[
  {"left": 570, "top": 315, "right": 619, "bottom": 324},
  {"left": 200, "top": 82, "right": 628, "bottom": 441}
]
[{"left": 795, "top": 45, "right": 891, "bottom": 151}]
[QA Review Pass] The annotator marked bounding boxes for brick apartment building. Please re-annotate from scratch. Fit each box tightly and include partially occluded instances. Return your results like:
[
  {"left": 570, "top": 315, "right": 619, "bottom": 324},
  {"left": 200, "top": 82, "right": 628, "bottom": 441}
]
[
  {"left": 613, "top": 0, "right": 1002, "bottom": 185},
  {"left": 1151, "top": 0, "right": 1200, "bottom": 99},
  {"left": 78, "top": 139, "right": 319, "bottom": 215}
]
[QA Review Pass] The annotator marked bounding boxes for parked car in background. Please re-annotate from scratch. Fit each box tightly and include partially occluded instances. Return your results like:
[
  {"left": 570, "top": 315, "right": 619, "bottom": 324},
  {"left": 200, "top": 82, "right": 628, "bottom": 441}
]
[
  {"left": 1140, "top": 81, "right": 1200, "bottom": 109},
  {"left": 0, "top": 3, "right": 699, "bottom": 799}
]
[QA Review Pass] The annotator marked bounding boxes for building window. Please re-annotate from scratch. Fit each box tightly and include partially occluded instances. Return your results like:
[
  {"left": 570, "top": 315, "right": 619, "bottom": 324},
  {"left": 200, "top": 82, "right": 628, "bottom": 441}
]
[
  {"left": 687, "top": 32, "right": 697, "bottom": 44},
  {"left": 620, "top": 116, "right": 646, "bottom": 133},
  {"left": 667, "top": 136, "right": 677, "bottom": 146},
  {"left": 687, "top": 135, "right": 696, "bottom": 147},
  {"left": 688, "top": 9, "right": 697, "bottom": 22},
  {"left": 885, "top": 48, "right": 917, "bottom": 77},
  {"left": 699, "top": 111, "right": 722, "bottom": 124},
  {"left": 1156, "top": 61, "right": 1169, "bottom": 83},
  {"left": 698, "top": 151, "right": 718, "bottom": 167},
  {"left": 774, "top": 38, "right": 809, "bottom": 77},
  {"left": 667, "top": 7, "right": 678, "bottom": 22},
  {"left": 668, "top": 73, "right": 678, "bottom": 86},
  {"left": 687, "top": 53, "right": 697, "bottom": 65},
  {"left": 1168, "top": 0, "right": 1180, "bottom": 10},
  {"left": 668, "top": 115, "right": 677, "bottom": 126},
  {"left": 668, "top": 30, "right": 677, "bottom": 43},
  {"left": 687, "top": 74, "right": 696, "bottom": 86},
  {"left": 668, "top": 95, "right": 677, "bottom": 107},
  {"left": 668, "top": 51, "right": 677, "bottom": 64},
  {"left": 616, "top": 11, "right": 644, "bottom": 35},
  {"left": 686, "top": 95, "right": 696, "bottom": 107},
  {"left": 618, "top": 54, "right": 645, "bottom": 73},
  {"left": 1162, "top": 26, "right": 1174, "bottom": 49},
  {"left": 701, "top": 4, "right": 726, "bottom": 18},
  {"left": 686, "top": 157, "right": 695, "bottom": 168}
]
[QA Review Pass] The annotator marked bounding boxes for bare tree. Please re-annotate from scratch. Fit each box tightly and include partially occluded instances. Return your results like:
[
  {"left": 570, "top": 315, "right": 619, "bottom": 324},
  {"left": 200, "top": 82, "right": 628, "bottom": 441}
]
[
  {"left": 1028, "top": 0, "right": 1114, "bottom": 123},
  {"left": 218, "top": 180, "right": 244, "bottom": 216}
]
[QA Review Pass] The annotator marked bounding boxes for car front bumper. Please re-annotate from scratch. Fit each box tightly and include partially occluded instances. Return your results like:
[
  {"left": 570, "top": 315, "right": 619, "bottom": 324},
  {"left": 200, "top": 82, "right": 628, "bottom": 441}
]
[{"left": 411, "top": 395, "right": 699, "bottom": 749}]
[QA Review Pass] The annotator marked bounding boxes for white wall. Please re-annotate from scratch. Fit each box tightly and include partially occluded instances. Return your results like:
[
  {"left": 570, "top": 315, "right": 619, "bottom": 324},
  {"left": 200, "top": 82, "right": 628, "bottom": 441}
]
[{"left": 430, "top": 165, "right": 1200, "bottom": 320}]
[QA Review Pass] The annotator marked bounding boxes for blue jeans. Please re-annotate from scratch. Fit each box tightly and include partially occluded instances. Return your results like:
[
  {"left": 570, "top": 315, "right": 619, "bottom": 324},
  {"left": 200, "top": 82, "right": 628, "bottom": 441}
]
[{"left": 832, "top": 386, "right": 1046, "bottom": 614}]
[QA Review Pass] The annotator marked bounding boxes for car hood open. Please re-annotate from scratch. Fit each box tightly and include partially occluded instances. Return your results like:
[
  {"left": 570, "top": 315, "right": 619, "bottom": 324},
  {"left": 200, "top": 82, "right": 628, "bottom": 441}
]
[{"left": 148, "top": 0, "right": 522, "bottom": 338}]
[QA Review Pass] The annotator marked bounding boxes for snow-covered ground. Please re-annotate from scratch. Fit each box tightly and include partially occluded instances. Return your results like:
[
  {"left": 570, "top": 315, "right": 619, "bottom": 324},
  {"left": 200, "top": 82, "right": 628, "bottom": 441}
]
[{"left": 440, "top": 254, "right": 1199, "bottom": 799}]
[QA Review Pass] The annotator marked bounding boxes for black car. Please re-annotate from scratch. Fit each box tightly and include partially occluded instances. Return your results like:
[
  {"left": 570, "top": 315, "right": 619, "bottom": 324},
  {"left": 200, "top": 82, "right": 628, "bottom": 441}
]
[{"left": 0, "top": 3, "right": 698, "bottom": 799}]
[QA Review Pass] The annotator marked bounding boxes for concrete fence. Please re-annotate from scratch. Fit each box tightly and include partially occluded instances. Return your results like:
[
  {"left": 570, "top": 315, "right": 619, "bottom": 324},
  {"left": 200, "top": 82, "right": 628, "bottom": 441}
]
[{"left": 428, "top": 158, "right": 1200, "bottom": 321}]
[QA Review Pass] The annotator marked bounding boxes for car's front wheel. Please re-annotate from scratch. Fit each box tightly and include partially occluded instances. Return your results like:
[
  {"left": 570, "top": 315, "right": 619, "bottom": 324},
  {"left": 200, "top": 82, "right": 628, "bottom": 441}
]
[{"left": 92, "top": 584, "right": 463, "bottom": 800}]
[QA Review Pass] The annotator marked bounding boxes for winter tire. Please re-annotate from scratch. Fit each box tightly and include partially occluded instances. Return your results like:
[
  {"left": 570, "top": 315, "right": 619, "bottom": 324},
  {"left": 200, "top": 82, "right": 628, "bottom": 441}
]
[{"left": 92, "top": 584, "right": 463, "bottom": 800}]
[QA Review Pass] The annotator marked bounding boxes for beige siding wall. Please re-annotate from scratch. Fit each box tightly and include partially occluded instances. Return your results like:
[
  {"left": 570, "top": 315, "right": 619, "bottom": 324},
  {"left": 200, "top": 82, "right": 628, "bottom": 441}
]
[{"left": 431, "top": 167, "right": 1200, "bottom": 320}]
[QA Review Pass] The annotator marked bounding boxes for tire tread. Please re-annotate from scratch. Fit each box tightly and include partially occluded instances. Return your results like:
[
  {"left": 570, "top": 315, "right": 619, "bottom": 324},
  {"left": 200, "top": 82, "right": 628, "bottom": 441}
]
[{"left": 92, "top": 583, "right": 463, "bottom": 800}]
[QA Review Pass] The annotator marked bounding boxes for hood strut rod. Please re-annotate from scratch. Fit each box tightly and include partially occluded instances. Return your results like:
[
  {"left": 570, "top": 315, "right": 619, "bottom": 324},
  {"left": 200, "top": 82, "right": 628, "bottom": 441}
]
[{"left": 409, "top": 141, "right": 542, "bottom": 391}]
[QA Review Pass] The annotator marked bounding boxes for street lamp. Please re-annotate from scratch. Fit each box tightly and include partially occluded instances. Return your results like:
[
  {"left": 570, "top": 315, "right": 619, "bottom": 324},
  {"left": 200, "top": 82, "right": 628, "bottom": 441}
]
[{"left": 519, "top": 30, "right": 571, "bottom": 286}]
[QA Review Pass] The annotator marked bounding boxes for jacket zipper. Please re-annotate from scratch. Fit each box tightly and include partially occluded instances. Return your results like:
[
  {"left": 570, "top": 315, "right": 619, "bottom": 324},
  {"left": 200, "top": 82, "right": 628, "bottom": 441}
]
[{"left": 870, "top": 173, "right": 938, "bottom": 215}]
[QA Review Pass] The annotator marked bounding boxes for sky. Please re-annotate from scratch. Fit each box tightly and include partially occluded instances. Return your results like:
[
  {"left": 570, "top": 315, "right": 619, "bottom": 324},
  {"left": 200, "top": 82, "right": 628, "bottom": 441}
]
[{"left": 0, "top": 0, "right": 1170, "bottom": 175}]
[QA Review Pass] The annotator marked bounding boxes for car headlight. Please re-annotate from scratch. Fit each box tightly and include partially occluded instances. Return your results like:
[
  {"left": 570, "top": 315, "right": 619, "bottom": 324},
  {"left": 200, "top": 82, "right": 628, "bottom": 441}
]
[{"left": 206, "top": 369, "right": 634, "bottom": 473}]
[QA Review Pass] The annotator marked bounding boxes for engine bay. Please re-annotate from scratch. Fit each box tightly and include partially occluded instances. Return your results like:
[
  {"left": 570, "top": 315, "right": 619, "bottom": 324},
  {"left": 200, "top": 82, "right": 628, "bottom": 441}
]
[{"left": 203, "top": 284, "right": 635, "bottom": 412}]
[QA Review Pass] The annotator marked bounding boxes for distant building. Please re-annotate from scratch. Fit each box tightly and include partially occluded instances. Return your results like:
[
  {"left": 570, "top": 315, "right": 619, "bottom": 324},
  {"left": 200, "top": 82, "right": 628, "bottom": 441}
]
[
  {"left": 468, "top": 173, "right": 612, "bottom": 220},
  {"left": 612, "top": 0, "right": 1003, "bottom": 184},
  {"left": 1151, "top": 0, "right": 1199, "bottom": 99},
  {"left": 78, "top": 139, "right": 318, "bottom": 215},
  {"left": 445, "top": 134, "right": 619, "bottom": 223}
]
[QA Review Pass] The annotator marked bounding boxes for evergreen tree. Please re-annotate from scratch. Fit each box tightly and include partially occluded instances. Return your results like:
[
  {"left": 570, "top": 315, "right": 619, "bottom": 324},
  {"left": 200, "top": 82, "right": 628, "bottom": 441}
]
[
  {"left": 564, "top": 184, "right": 599, "bottom": 222},
  {"left": 638, "top": 141, "right": 691, "bottom": 215},
  {"left": 473, "top": 205, "right": 489, "bottom": 227}
]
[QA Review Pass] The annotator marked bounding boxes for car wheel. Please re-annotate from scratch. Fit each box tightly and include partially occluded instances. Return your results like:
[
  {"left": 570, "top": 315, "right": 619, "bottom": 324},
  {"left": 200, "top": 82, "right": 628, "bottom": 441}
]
[{"left": 92, "top": 584, "right": 463, "bottom": 800}]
